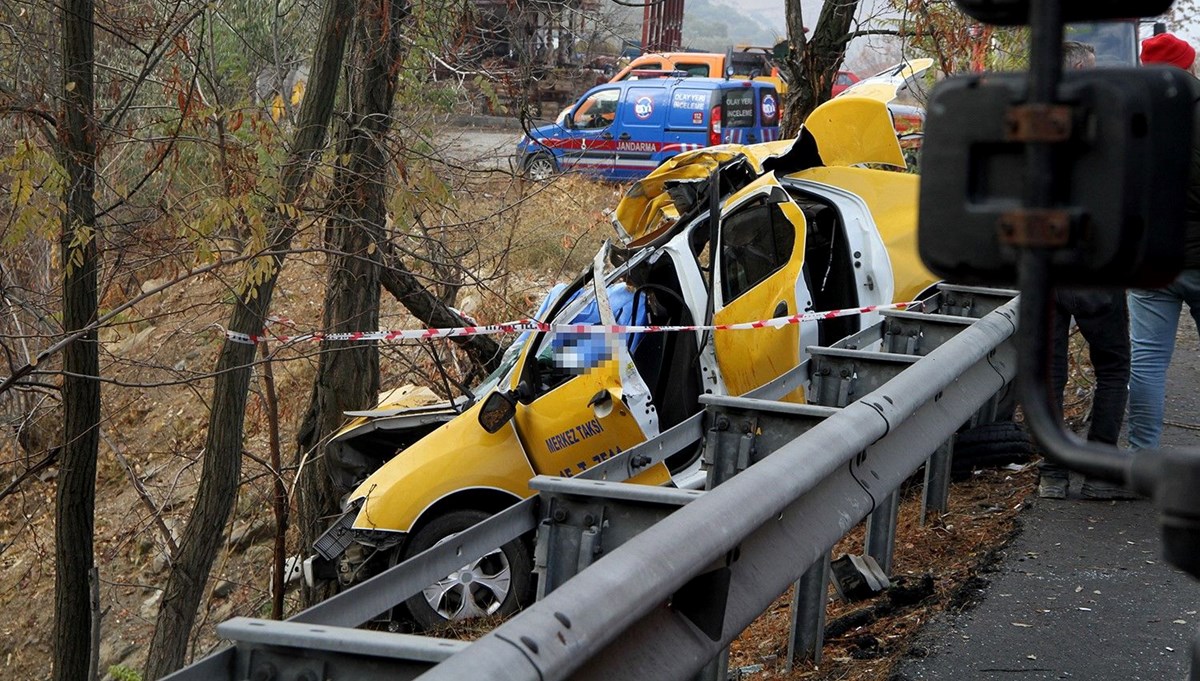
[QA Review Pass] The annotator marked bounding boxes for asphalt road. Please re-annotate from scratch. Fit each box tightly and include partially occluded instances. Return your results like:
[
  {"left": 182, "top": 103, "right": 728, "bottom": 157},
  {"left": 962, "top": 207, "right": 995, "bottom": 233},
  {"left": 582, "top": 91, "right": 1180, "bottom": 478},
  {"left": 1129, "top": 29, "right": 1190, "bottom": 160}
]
[
  {"left": 439, "top": 127, "right": 525, "bottom": 174},
  {"left": 438, "top": 116, "right": 554, "bottom": 175},
  {"left": 892, "top": 321, "right": 1200, "bottom": 680}
]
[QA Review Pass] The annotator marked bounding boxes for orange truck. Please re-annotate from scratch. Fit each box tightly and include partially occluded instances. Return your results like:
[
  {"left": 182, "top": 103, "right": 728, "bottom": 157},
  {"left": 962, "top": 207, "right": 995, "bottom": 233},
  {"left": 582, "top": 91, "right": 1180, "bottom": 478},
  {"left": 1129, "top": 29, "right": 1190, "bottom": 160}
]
[{"left": 611, "top": 48, "right": 787, "bottom": 94}]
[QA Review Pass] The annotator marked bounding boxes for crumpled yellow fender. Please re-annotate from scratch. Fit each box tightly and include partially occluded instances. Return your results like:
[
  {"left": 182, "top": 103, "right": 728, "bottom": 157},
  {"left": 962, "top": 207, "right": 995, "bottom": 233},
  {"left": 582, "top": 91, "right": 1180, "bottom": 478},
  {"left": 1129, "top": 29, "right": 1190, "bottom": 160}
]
[
  {"left": 347, "top": 400, "right": 536, "bottom": 533},
  {"left": 613, "top": 94, "right": 906, "bottom": 245}
]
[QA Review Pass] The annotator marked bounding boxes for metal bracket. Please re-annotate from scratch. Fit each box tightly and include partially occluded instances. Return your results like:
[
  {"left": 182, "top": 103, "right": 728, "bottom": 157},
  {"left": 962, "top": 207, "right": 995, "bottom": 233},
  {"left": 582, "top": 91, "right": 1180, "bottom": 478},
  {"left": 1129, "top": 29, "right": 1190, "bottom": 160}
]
[
  {"left": 670, "top": 566, "right": 732, "bottom": 641},
  {"left": 998, "top": 209, "right": 1072, "bottom": 248},
  {"left": 532, "top": 476, "right": 699, "bottom": 597},
  {"left": 1005, "top": 103, "right": 1073, "bottom": 142}
]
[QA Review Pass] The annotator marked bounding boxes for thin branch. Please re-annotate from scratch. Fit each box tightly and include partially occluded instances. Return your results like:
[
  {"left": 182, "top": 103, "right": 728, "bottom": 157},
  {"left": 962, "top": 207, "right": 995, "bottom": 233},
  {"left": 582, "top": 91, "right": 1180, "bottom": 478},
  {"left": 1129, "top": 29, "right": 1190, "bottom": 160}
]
[
  {"left": 103, "top": 431, "right": 179, "bottom": 555},
  {"left": 0, "top": 448, "right": 58, "bottom": 505},
  {"left": 0, "top": 251, "right": 265, "bottom": 398}
]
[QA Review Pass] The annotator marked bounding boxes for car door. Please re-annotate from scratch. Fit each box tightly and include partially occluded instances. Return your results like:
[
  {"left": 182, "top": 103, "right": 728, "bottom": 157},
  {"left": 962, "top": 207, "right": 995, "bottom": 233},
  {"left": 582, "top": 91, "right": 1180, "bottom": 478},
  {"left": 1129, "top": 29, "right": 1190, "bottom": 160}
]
[
  {"left": 710, "top": 172, "right": 809, "bottom": 398},
  {"left": 561, "top": 87, "right": 622, "bottom": 178},
  {"left": 510, "top": 269, "right": 667, "bottom": 482}
]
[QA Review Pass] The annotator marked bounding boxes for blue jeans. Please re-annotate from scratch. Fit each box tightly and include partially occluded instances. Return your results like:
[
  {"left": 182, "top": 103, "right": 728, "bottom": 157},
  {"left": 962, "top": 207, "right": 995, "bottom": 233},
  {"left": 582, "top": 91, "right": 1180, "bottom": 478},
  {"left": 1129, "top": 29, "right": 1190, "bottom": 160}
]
[{"left": 1126, "top": 269, "right": 1200, "bottom": 450}]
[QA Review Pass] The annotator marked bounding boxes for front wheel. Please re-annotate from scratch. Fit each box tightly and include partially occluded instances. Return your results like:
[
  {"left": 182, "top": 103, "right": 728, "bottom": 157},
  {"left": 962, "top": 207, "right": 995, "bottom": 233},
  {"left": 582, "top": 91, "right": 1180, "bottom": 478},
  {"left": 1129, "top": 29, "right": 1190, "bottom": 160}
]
[
  {"left": 524, "top": 152, "right": 558, "bottom": 182},
  {"left": 400, "top": 509, "right": 534, "bottom": 631}
]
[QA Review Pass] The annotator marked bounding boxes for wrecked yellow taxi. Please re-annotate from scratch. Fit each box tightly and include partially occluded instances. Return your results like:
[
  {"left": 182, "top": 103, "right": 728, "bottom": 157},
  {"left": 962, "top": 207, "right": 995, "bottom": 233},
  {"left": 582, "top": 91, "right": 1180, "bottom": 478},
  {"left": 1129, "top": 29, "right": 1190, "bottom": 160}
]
[{"left": 304, "top": 93, "right": 938, "bottom": 630}]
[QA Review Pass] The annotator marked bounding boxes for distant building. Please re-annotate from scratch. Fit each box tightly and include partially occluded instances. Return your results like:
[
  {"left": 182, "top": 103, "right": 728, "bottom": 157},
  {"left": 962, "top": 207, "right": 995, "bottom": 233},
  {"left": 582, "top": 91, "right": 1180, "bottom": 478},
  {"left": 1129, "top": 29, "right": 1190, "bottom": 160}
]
[{"left": 472, "top": 0, "right": 604, "bottom": 67}]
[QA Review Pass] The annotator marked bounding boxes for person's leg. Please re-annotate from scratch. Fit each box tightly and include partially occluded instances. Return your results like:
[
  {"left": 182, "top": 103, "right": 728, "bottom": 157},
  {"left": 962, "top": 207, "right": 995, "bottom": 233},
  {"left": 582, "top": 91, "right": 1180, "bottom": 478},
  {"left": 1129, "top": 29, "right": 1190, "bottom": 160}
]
[
  {"left": 1040, "top": 298, "right": 1073, "bottom": 499},
  {"left": 1172, "top": 268, "right": 1200, "bottom": 334},
  {"left": 1074, "top": 294, "right": 1130, "bottom": 446},
  {"left": 1071, "top": 294, "right": 1135, "bottom": 499},
  {"left": 1126, "top": 287, "right": 1184, "bottom": 450}
]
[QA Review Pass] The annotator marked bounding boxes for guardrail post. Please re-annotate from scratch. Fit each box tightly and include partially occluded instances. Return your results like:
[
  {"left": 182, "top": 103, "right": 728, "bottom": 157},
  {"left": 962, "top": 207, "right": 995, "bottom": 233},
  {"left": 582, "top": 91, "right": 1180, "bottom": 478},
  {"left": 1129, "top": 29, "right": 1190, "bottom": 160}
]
[
  {"left": 698, "top": 395, "right": 844, "bottom": 679},
  {"left": 531, "top": 478, "right": 701, "bottom": 598},
  {"left": 922, "top": 439, "right": 954, "bottom": 524},
  {"left": 786, "top": 552, "right": 831, "bottom": 669},
  {"left": 864, "top": 490, "right": 901, "bottom": 576},
  {"left": 692, "top": 648, "right": 730, "bottom": 681}
]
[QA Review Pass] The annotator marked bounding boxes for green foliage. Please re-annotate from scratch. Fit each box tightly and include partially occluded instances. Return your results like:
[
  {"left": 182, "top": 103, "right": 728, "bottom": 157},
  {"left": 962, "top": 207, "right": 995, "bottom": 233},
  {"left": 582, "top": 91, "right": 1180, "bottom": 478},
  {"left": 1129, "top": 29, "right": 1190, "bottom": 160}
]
[
  {"left": 881, "top": 1, "right": 1027, "bottom": 75},
  {"left": 64, "top": 222, "right": 95, "bottom": 275},
  {"left": 0, "top": 139, "right": 66, "bottom": 247},
  {"left": 472, "top": 76, "right": 504, "bottom": 115},
  {"left": 107, "top": 664, "right": 142, "bottom": 681}
]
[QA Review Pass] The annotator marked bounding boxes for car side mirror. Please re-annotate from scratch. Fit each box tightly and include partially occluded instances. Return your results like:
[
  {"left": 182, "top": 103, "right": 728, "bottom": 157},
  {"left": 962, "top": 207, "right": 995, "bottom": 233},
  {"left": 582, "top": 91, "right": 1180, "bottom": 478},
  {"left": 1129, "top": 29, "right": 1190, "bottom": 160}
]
[{"left": 478, "top": 391, "right": 517, "bottom": 434}]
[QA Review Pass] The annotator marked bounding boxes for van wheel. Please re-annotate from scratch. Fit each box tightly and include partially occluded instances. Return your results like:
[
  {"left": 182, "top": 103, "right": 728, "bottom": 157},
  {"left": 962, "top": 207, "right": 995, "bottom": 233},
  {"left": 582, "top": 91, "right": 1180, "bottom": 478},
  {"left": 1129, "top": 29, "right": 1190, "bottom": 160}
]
[
  {"left": 400, "top": 509, "right": 534, "bottom": 631},
  {"left": 524, "top": 152, "right": 558, "bottom": 182}
]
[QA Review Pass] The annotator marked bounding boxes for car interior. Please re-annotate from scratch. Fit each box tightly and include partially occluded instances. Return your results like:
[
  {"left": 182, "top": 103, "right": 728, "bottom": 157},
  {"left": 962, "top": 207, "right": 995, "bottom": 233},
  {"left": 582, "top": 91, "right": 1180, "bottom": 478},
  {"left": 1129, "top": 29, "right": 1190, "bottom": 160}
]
[{"left": 794, "top": 193, "right": 861, "bottom": 345}]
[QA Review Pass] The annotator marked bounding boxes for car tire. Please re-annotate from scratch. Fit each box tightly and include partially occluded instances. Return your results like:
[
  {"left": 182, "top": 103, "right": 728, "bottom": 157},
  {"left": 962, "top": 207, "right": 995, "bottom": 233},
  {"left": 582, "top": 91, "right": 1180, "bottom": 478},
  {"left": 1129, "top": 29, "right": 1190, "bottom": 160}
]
[
  {"left": 524, "top": 152, "right": 558, "bottom": 182},
  {"left": 950, "top": 420, "right": 1035, "bottom": 479},
  {"left": 400, "top": 509, "right": 534, "bottom": 631}
]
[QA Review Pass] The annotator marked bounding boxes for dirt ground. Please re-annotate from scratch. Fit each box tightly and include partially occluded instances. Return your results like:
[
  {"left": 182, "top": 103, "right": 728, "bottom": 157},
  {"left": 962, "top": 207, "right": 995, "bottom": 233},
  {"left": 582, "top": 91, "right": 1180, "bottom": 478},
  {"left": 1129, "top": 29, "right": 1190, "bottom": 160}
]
[{"left": 728, "top": 465, "right": 1036, "bottom": 681}]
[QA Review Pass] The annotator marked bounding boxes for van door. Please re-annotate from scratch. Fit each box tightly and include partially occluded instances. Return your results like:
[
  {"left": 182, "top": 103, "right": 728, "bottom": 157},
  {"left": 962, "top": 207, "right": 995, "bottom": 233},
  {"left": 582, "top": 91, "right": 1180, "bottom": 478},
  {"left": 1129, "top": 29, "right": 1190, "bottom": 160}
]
[
  {"left": 663, "top": 85, "right": 714, "bottom": 159},
  {"left": 611, "top": 85, "right": 668, "bottom": 181},
  {"left": 561, "top": 87, "right": 621, "bottom": 178},
  {"left": 721, "top": 86, "right": 764, "bottom": 145},
  {"left": 759, "top": 86, "right": 781, "bottom": 142},
  {"left": 710, "top": 172, "right": 809, "bottom": 398}
]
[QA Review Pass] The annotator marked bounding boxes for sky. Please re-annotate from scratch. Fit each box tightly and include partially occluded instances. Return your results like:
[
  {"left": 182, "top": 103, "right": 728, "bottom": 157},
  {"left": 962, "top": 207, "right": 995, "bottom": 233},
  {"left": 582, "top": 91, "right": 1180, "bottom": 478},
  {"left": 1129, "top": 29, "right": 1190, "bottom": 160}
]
[
  {"left": 705, "top": 0, "right": 907, "bottom": 72},
  {"left": 704, "top": 1, "right": 1197, "bottom": 70}
]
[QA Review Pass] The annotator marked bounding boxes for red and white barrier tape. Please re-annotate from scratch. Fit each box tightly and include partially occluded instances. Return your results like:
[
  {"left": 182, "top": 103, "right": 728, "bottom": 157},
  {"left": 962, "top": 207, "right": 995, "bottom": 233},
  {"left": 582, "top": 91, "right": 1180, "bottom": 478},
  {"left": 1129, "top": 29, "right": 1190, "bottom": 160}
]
[{"left": 224, "top": 300, "right": 925, "bottom": 346}]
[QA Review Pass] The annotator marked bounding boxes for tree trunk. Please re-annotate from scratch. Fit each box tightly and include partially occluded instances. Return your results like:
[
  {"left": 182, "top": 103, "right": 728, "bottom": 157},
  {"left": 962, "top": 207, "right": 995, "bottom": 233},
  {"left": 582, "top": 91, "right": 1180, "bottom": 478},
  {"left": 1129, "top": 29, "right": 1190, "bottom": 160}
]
[
  {"left": 294, "top": 0, "right": 411, "bottom": 606},
  {"left": 380, "top": 251, "right": 502, "bottom": 373},
  {"left": 53, "top": 0, "right": 100, "bottom": 678},
  {"left": 143, "top": 1, "right": 355, "bottom": 677},
  {"left": 782, "top": 0, "right": 861, "bottom": 136}
]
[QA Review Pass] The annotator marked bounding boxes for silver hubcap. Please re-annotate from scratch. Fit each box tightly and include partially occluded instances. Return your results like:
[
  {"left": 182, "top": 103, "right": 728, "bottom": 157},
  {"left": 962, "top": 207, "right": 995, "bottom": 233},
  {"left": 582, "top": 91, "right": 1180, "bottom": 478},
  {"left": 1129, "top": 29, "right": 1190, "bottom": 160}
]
[
  {"left": 528, "top": 157, "right": 554, "bottom": 181},
  {"left": 421, "top": 547, "right": 512, "bottom": 620}
]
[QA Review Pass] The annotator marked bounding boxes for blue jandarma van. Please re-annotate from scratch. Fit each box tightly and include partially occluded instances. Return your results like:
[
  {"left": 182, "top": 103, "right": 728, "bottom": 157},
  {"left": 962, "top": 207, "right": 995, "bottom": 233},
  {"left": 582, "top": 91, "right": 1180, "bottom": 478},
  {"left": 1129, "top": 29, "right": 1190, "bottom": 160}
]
[{"left": 517, "top": 76, "right": 781, "bottom": 182}]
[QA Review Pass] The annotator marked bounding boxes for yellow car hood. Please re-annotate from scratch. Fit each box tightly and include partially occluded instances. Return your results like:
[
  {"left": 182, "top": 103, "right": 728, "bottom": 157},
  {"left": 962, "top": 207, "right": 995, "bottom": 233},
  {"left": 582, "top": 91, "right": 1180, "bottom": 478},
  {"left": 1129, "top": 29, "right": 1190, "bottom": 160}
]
[
  {"left": 613, "top": 96, "right": 906, "bottom": 245},
  {"left": 837, "top": 58, "right": 935, "bottom": 104}
]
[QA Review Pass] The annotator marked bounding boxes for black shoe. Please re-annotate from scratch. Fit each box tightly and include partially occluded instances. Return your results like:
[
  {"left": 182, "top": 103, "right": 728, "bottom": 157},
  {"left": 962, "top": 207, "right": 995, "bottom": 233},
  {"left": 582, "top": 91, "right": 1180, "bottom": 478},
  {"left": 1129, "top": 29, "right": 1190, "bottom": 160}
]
[
  {"left": 1038, "top": 474, "right": 1068, "bottom": 499},
  {"left": 1080, "top": 478, "right": 1139, "bottom": 500}
]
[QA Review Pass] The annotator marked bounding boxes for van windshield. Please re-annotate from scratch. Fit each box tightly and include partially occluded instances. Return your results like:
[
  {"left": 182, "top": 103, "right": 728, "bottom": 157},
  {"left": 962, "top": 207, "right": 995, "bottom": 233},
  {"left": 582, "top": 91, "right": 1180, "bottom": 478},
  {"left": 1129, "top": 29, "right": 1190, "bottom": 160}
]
[{"left": 678, "top": 63, "right": 712, "bottom": 77}]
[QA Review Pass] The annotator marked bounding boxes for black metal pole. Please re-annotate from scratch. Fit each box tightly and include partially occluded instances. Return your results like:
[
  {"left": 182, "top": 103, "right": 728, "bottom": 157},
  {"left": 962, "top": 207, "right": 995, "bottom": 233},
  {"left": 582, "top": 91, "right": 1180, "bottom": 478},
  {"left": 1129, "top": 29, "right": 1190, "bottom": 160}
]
[{"left": 1014, "top": 0, "right": 1156, "bottom": 492}]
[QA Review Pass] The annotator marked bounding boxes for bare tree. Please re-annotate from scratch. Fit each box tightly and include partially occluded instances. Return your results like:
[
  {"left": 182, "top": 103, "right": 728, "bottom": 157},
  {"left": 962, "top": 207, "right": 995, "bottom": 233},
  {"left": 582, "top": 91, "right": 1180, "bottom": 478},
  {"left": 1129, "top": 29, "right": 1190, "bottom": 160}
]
[
  {"left": 53, "top": 0, "right": 101, "bottom": 678},
  {"left": 143, "top": 0, "right": 355, "bottom": 676},
  {"left": 293, "top": 0, "right": 411, "bottom": 603},
  {"left": 781, "top": 0, "right": 862, "bottom": 135}
]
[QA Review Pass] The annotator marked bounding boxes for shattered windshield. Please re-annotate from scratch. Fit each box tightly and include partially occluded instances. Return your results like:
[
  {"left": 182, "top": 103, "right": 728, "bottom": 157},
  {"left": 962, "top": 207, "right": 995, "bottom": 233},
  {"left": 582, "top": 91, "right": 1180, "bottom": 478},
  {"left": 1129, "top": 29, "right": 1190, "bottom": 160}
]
[{"left": 470, "top": 342, "right": 523, "bottom": 399}]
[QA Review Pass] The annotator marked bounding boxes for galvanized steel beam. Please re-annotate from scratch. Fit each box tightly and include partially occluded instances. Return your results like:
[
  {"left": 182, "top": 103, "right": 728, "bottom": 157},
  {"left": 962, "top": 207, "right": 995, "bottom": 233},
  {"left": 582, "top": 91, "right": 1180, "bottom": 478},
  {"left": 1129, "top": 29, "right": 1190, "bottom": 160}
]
[
  {"left": 414, "top": 300, "right": 1017, "bottom": 681},
  {"left": 292, "top": 498, "right": 539, "bottom": 626},
  {"left": 922, "top": 439, "right": 955, "bottom": 523},
  {"left": 937, "top": 284, "right": 1018, "bottom": 318},
  {"left": 208, "top": 618, "right": 467, "bottom": 681},
  {"left": 882, "top": 310, "right": 976, "bottom": 355},
  {"left": 865, "top": 490, "right": 902, "bottom": 575},
  {"left": 787, "top": 554, "right": 832, "bottom": 669}
]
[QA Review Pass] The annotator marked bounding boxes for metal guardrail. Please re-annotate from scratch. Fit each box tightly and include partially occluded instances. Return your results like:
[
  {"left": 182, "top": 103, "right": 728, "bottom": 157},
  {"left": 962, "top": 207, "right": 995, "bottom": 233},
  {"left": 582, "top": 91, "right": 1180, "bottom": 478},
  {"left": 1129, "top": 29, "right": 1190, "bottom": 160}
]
[{"left": 164, "top": 285, "right": 1018, "bottom": 681}]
